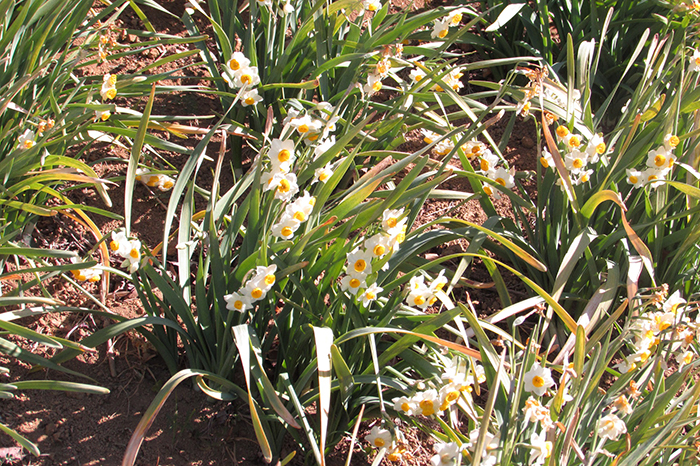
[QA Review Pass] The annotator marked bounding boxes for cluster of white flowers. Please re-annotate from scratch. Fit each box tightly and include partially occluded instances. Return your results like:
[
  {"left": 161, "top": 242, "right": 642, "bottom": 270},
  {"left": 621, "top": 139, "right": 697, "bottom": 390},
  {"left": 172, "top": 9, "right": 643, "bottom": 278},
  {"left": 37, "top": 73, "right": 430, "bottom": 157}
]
[
  {"left": 339, "top": 208, "right": 407, "bottom": 306},
  {"left": 616, "top": 289, "right": 696, "bottom": 373},
  {"left": 430, "top": 8, "right": 467, "bottom": 40},
  {"left": 17, "top": 129, "right": 36, "bottom": 150},
  {"left": 421, "top": 129, "right": 486, "bottom": 159},
  {"left": 69, "top": 257, "right": 102, "bottom": 283},
  {"left": 223, "top": 52, "right": 263, "bottom": 107},
  {"left": 478, "top": 149, "right": 515, "bottom": 199},
  {"left": 110, "top": 230, "right": 142, "bottom": 273},
  {"left": 689, "top": 48, "right": 700, "bottom": 73},
  {"left": 391, "top": 357, "right": 484, "bottom": 418},
  {"left": 364, "top": 425, "right": 411, "bottom": 462},
  {"left": 363, "top": 44, "right": 403, "bottom": 97},
  {"left": 405, "top": 269, "right": 448, "bottom": 310},
  {"left": 136, "top": 168, "right": 175, "bottom": 192},
  {"left": 223, "top": 265, "right": 277, "bottom": 313},
  {"left": 540, "top": 124, "right": 606, "bottom": 187},
  {"left": 100, "top": 74, "right": 117, "bottom": 101},
  {"left": 625, "top": 134, "right": 679, "bottom": 190}
]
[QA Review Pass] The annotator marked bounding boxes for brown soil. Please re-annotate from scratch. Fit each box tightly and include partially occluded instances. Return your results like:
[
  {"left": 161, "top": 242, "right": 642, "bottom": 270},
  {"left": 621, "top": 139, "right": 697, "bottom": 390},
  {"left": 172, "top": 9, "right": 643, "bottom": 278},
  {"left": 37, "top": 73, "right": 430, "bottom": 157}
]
[{"left": 0, "top": 1, "right": 538, "bottom": 465}]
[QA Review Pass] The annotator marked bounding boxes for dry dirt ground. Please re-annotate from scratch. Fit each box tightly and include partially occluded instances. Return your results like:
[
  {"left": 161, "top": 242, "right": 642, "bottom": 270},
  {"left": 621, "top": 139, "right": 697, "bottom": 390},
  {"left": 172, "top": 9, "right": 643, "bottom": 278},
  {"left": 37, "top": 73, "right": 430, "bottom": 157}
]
[{"left": 0, "top": 0, "right": 538, "bottom": 464}]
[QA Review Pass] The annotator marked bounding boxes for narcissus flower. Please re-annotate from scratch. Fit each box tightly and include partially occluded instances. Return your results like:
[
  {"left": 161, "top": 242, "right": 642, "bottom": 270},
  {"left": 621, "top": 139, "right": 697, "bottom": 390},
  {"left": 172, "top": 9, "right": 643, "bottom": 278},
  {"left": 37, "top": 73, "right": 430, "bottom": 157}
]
[
  {"left": 392, "top": 395, "right": 417, "bottom": 416},
  {"left": 646, "top": 147, "right": 675, "bottom": 170},
  {"left": 69, "top": 258, "right": 102, "bottom": 283},
  {"left": 17, "top": 129, "right": 36, "bottom": 150},
  {"left": 95, "top": 107, "right": 111, "bottom": 121},
  {"left": 597, "top": 413, "right": 627, "bottom": 440},
  {"left": 529, "top": 431, "right": 553, "bottom": 466},
  {"left": 366, "top": 425, "right": 392, "bottom": 449},
  {"left": 540, "top": 148, "right": 554, "bottom": 169},
  {"left": 346, "top": 248, "right": 373, "bottom": 276},
  {"left": 365, "top": 233, "right": 391, "bottom": 259},
  {"left": 361, "top": 283, "right": 383, "bottom": 307},
  {"left": 489, "top": 166, "right": 515, "bottom": 189},
  {"left": 362, "top": 0, "right": 381, "bottom": 12},
  {"left": 271, "top": 213, "right": 300, "bottom": 239},
  {"left": 269, "top": 139, "right": 296, "bottom": 172},
  {"left": 430, "top": 18, "right": 450, "bottom": 39},
  {"left": 226, "top": 52, "right": 250, "bottom": 73},
  {"left": 382, "top": 208, "right": 405, "bottom": 230},
  {"left": 340, "top": 275, "right": 366, "bottom": 295},
  {"left": 479, "top": 150, "right": 500, "bottom": 173},
  {"left": 312, "top": 163, "right": 333, "bottom": 184},
  {"left": 240, "top": 88, "right": 263, "bottom": 107},
  {"left": 136, "top": 168, "right": 175, "bottom": 191},
  {"left": 626, "top": 168, "right": 644, "bottom": 188},
  {"left": 689, "top": 49, "right": 700, "bottom": 73},
  {"left": 289, "top": 115, "right": 322, "bottom": 135},
  {"left": 100, "top": 74, "right": 117, "bottom": 100},
  {"left": 447, "top": 8, "right": 466, "bottom": 26},
  {"left": 523, "top": 362, "right": 555, "bottom": 396},
  {"left": 224, "top": 291, "right": 252, "bottom": 313},
  {"left": 430, "top": 442, "right": 460, "bottom": 466},
  {"left": 363, "top": 73, "right": 383, "bottom": 96}
]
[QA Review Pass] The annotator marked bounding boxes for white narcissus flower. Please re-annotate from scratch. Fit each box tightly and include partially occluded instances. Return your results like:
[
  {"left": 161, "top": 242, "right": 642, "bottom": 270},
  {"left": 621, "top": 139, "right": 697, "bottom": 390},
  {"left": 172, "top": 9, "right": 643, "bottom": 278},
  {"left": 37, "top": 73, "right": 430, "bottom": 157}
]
[
  {"left": 431, "top": 441, "right": 460, "bottom": 466},
  {"left": 136, "top": 168, "right": 175, "bottom": 191},
  {"left": 365, "top": 425, "right": 392, "bottom": 449},
  {"left": 523, "top": 362, "right": 555, "bottom": 396},
  {"left": 612, "top": 395, "right": 633, "bottom": 415},
  {"left": 413, "top": 389, "right": 440, "bottom": 417},
  {"left": 540, "top": 148, "right": 554, "bottom": 169},
  {"left": 421, "top": 128, "right": 439, "bottom": 144},
  {"left": 431, "top": 18, "right": 450, "bottom": 39},
  {"left": 252, "top": 264, "right": 277, "bottom": 292},
  {"left": 522, "top": 396, "right": 552, "bottom": 428},
  {"left": 224, "top": 291, "right": 252, "bottom": 313},
  {"left": 407, "top": 288, "right": 434, "bottom": 310},
  {"left": 489, "top": 166, "right": 515, "bottom": 189},
  {"left": 382, "top": 208, "right": 405, "bottom": 230},
  {"left": 340, "top": 275, "right": 366, "bottom": 295},
  {"left": 95, "top": 108, "right": 111, "bottom": 121},
  {"left": 663, "top": 290, "right": 686, "bottom": 314},
  {"left": 365, "top": 233, "right": 391, "bottom": 259},
  {"left": 564, "top": 148, "right": 589, "bottom": 174},
  {"left": 363, "top": 73, "right": 383, "bottom": 96},
  {"left": 269, "top": 138, "right": 296, "bottom": 172},
  {"left": 225, "top": 52, "right": 250, "bottom": 73},
  {"left": 240, "top": 88, "right": 263, "bottom": 107},
  {"left": 271, "top": 213, "right": 300, "bottom": 239},
  {"left": 312, "top": 163, "right": 333, "bottom": 184},
  {"left": 69, "top": 257, "right": 102, "bottom": 283},
  {"left": 285, "top": 191, "right": 315, "bottom": 223},
  {"left": 641, "top": 167, "right": 667, "bottom": 189},
  {"left": 313, "top": 136, "right": 335, "bottom": 160},
  {"left": 392, "top": 395, "right": 417, "bottom": 416},
  {"left": 689, "top": 49, "right": 700, "bottom": 73},
  {"left": 409, "top": 67, "right": 426, "bottom": 84},
  {"left": 430, "top": 270, "right": 448, "bottom": 293},
  {"left": 346, "top": 248, "right": 373, "bottom": 277},
  {"left": 279, "top": 0, "right": 294, "bottom": 14},
  {"left": 100, "top": 74, "right": 117, "bottom": 100},
  {"left": 646, "top": 146, "right": 675, "bottom": 170},
  {"left": 17, "top": 129, "right": 36, "bottom": 150},
  {"left": 290, "top": 115, "right": 322, "bottom": 135},
  {"left": 664, "top": 133, "right": 680, "bottom": 151},
  {"left": 626, "top": 168, "right": 644, "bottom": 188},
  {"left": 362, "top": 0, "right": 381, "bottom": 12},
  {"left": 597, "top": 413, "right": 627, "bottom": 440},
  {"left": 447, "top": 8, "right": 466, "bottom": 26},
  {"left": 273, "top": 172, "right": 299, "bottom": 201},
  {"left": 479, "top": 150, "right": 500, "bottom": 173},
  {"left": 233, "top": 65, "right": 261, "bottom": 88},
  {"left": 361, "top": 283, "right": 383, "bottom": 307},
  {"left": 529, "top": 431, "right": 552, "bottom": 465}
]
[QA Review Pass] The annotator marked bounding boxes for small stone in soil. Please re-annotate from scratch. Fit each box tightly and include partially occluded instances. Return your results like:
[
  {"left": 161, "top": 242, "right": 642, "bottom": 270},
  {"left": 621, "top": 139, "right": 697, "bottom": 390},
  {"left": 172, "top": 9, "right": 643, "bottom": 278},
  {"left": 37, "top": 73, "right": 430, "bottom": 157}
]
[{"left": 521, "top": 135, "right": 535, "bottom": 149}]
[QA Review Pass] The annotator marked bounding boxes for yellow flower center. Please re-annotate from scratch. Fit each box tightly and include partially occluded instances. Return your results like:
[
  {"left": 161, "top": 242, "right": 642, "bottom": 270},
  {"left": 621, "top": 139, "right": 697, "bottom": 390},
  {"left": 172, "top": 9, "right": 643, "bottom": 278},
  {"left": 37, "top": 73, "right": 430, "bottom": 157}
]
[
  {"left": 696, "top": 57, "right": 700, "bottom": 66},
  {"left": 648, "top": 175, "right": 658, "bottom": 181},
  {"left": 654, "top": 154, "right": 666, "bottom": 167},
  {"left": 568, "top": 136, "right": 581, "bottom": 147},
  {"left": 495, "top": 177, "right": 506, "bottom": 186},
  {"left": 573, "top": 158, "right": 584, "bottom": 169},
  {"left": 234, "top": 300, "right": 244, "bottom": 310},
  {"left": 293, "top": 211, "right": 305, "bottom": 222},
  {"left": 229, "top": 59, "right": 240, "bottom": 71},
  {"left": 101, "top": 111, "right": 111, "bottom": 121},
  {"left": 281, "top": 227, "right": 293, "bottom": 237},
  {"left": 245, "top": 97, "right": 256, "bottom": 105},
  {"left": 105, "top": 88, "right": 116, "bottom": 100},
  {"left": 241, "top": 74, "right": 253, "bottom": 85},
  {"left": 415, "top": 73, "right": 423, "bottom": 82},
  {"left": 669, "top": 135, "right": 680, "bottom": 147},
  {"left": 386, "top": 218, "right": 397, "bottom": 228},
  {"left": 445, "top": 390, "right": 459, "bottom": 403},
  {"left": 354, "top": 259, "right": 367, "bottom": 273},
  {"left": 581, "top": 173, "right": 589, "bottom": 183},
  {"left": 349, "top": 278, "right": 361, "bottom": 288},
  {"left": 274, "top": 148, "right": 291, "bottom": 163},
  {"left": 472, "top": 145, "right": 482, "bottom": 155},
  {"left": 596, "top": 142, "right": 606, "bottom": 154},
  {"left": 108, "top": 75, "right": 117, "bottom": 86},
  {"left": 319, "top": 172, "right": 329, "bottom": 181},
  {"left": 251, "top": 288, "right": 263, "bottom": 299},
  {"left": 629, "top": 175, "right": 638, "bottom": 184},
  {"left": 684, "top": 352, "right": 693, "bottom": 364},
  {"left": 307, "top": 132, "right": 319, "bottom": 141},
  {"left": 451, "top": 13, "right": 462, "bottom": 24},
  {"left": 129, "top": 248, "right": 139, "bottom": 258},
  {"left": 556, "top": 126, "right": 569, "bottom": 138},
  {"left": 278, "top": 179, "right": 291, "bottom": 193},
  {"left": 397, "top": 232, "right": 405, "bottom": 243},
  {"left": 147, "top": 176, "right": 159, "bottom": 187},
  {"left": 480, "top": 159, "right": 490, "bottom": 171},
  {"left": 545, "top": 441, "right": 553, "bottom": 458},
  {"left": 372, "top": 81, "right": 382, "bottom": 92},
  {"left": 110, "top": 240, "right": 119, "bottom": 251},
  {"left": 532, "top": 375, "right": 545, "bottom": 388},
  {"left": 298, "top": 124, "right": 309, "bottom": 133},
  {"left": 438, "top": 29, "right": 448, "bottom": 38},
  {"left": 428, "top": 296, "right": 437, "bottom": 305},
  {"left": 483, "top": 185, "right": 493, "bottom": 195},
  {"left": 162, "top": 180, "right": 174, "bottom": 190},
  {"left": 264, "top": 274, "right": 275, "bottom": 286},
  {"left": 540, "top": 156, "right": 549, "bottom": 168},
  {"left": 373, "top": 245, "right": 386, "bottom": 256},
  {"left": 374, "top": 438, "right": 385, "bottom": 447},
  {"left": 377, "top": 62, "right": 389, "bottom": 75},
  {"left": 419, "top": 399, "right": 435, "bottom": 416},
  {"left": 401, "top": 402, "right": 410, "bottom": 412},
  {"left": 89, "top": 275, "right": 100, "bottom": 283},
  {"left": 414, "top": 295, "right": 426, "bottom": 306}
]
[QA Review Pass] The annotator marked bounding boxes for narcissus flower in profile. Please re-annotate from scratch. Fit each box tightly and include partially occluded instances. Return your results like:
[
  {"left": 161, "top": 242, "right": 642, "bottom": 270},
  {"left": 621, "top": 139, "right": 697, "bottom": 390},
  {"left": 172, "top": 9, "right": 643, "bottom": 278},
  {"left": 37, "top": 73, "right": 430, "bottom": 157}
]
[
  {"left": 136, "top": 168, "right": 175, "bottom": 191},
  {"left": 69, "top": 258, "right": 102, "bottom": 283},
  {"left": 271, "top": 212, "right": 300, "bottom": 239},
  {"left": 689, "top": 48, "right": 700, "bottom": 73},
  {"left": 312, "top": 162, "right": 333, "bottom": 184},
  {"left": 529, "top": 431, "right": 553, "bottom": 466},
  {"left": 363, "top": 73, "right": 383, "bottom": 96},
  {"left": 361, "top": 283, "right": 383, "bottom": 307},
  {"left": 17, "top": 129, "right": 36, "bottom": 150},
  {"left": 289, "top": 115, "right": 322, "bottom": 135},
  {"left": 94, "top": 106, "right": 111, "bottom": 121},
  {"left": 100, "top": 74, "right": 117, "bottom": 100},
  {"left": 523, "top": 362, "right": 555, "bottom": 396},
  {"left": 430, "top": 18, "right": 450, "bottom": 39},
  {"left": 365, "top": 425, "right": 392, "bottom": 449},
  {"left": 597, "top": 413, "right": 627, "bottom": 440}
]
